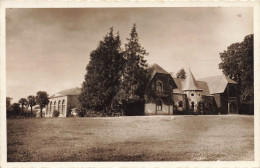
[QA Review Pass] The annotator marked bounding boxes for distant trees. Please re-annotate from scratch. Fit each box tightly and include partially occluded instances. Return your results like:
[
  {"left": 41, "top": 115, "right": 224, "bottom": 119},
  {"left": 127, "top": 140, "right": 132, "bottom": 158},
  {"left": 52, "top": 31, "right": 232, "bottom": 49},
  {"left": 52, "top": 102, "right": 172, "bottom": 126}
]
[
  {"left": 7, "top": 91, "right": 49, "bottom": 118},
  {"left": 11, "top": 103, "right": 21, "bottom": 117},
  {"left": 27, "top": 95, "right": 36, "bottom": 117},
  {"left": 78, "top": 24, "right": 149, "bottom": 116},
  {"left": 219, "top": 34, "right": 254, "bottom": 114},
  {"left": 18, "top": 98, "right": 28, "bottom": 117},
  {"left": 6, "top": 97, "right": 12, "bottom": 117},
  {"left": 36, "top": 91, "right": 49, "bottom": 118},
  {"left": 176, "top": 68, "right": 186, "bottom": 79}
]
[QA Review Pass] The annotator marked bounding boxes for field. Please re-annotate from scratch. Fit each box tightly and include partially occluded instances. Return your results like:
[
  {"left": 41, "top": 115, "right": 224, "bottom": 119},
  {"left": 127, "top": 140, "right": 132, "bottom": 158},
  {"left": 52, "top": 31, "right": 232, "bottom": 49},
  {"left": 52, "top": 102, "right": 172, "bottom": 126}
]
[{"left": 7, "top": 115, "right": 254, "bottom": 161}]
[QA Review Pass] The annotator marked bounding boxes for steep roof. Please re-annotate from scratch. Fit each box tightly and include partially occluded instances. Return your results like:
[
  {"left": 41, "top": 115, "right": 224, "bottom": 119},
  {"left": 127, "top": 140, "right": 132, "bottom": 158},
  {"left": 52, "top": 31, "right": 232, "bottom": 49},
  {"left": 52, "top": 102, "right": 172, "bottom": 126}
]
[
  {"left": 147, "top": 63, "right": 170, "bottom": 79},
  {"left": 182, "top": 68, "right": 202, "bottom": 91},
  {"left": 198, "top": 75, "right": 236, "bottom": 94},
  {"left": 50, "top": 87, "right": 81, "bottom": 98},
  {"left": 173, "top": 78, "right": 211, "bottom": 96}
]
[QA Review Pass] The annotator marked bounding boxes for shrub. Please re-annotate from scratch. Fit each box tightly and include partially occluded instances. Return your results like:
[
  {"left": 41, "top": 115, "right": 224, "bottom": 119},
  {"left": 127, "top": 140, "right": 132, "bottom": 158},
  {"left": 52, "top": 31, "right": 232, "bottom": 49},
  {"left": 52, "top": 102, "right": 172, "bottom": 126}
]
[
  {"left": 68, "top": 114, "right": 75, "bottom": 117},
  {"left": 52, "top": 110, "right": 60, "bottom": 117}
]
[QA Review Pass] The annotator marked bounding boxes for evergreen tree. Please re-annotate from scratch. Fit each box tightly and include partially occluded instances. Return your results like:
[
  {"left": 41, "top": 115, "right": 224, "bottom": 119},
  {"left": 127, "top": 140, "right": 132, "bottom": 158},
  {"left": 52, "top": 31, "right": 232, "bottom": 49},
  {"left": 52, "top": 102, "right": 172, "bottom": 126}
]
[
  {"left": 116, "top": 24, "right": 149, "bottom": 115},
  {"left": 78, "top": 27, "right": 124, "bottom": 116},
  {"left": 176, "top": 68, "right": 186, "bottom": 79}
]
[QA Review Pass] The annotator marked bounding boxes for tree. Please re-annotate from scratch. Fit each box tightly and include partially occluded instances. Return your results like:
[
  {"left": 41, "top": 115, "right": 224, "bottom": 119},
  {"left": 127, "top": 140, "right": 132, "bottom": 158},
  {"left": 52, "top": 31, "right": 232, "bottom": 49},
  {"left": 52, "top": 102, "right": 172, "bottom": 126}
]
[
  {"left": 27, "top": 95, "right": 36, "bottom": 118},
  {"left": 78, "top": 27, "right": 124, "bottom": 115},
  {"left": 116, "top": 23, "right": 149, "bottom": 115},
  {"left": 18, "top": 98, "right": 28, "bottom": 117},
  {"left": 11, "top": 103, "right": 21, "bottom": 117},
  {"left": 176, "top": 68, "right": 186, "bottom": 79},
  {"left": 6, "top": 97, "right": 12, "bottom": 117},
  {"left": 36, "top": 91, "right": 49, "bottom": 118},
  {"left": 219, "top": 34, "right": 253, "bottom": 104}
]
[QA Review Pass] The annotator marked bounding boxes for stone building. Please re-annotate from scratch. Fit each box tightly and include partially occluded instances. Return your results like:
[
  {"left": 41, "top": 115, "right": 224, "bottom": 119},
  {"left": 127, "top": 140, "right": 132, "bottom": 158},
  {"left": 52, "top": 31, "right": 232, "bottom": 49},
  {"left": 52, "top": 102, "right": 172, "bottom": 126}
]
[
  {"left": 172, "top": 69, "right": 238, "bottom": 115},
  {"left": 45, "top": 87, "right": 81, "bottom": 117},
  {"left": 145, "top": 64, "right": 238, "bottom": 115}
]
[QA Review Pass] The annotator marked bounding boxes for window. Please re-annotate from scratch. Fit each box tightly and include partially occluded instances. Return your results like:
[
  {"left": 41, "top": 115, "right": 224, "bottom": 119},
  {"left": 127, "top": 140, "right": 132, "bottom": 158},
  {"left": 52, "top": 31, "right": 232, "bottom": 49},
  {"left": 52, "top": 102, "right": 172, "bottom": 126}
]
[
  {"left": 229, "top": 85, "right": 237, "bottom": 97},
  {"left": 46, "top": 105, "right": 48, "bottom": 115},
  {"left": 156, "top": 100, "right": 162, "bottom": 111},
  {"left": 58, "top": 100, "right": 61, "bottom": 112},
  {"left": 62, "top": 100, "right": 65, "bottom": 115},
  {"left": 156, "top": 81, "right": 163, "bottom": 92},
  {"left": 191, "top": 93, "right": 194, "bottom": 96},
  {"left": 54, "top": 101, "right": 56, "bottom": 110},
  {"left": 191, "top": 102, "right": 195, "bottom": 110},
  {"left": 178, "top": 101, "right": 183, "bottom": 107},
  {"left": 199, "top": 94, "right": 200, "bottom": 96},
  {"left": 50, "top": 102, "right": 52, "bottom": 112}
]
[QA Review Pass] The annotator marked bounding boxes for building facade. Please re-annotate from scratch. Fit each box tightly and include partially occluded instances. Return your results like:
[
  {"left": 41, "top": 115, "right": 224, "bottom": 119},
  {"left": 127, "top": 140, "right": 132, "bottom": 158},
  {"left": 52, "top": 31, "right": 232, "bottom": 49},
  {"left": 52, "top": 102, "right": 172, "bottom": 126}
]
[
  {"left": 145, "top": 64, "right": 238, "bottom": 115},
  {"left": 172, "top": 68, "right": 239, "bottom": 115},
  {"left": 46, "top": 64, "right": 238, "bottom": 116},
  {"left": 45, "top": 87, "right": 80, "bottom": 117},
  {"left": 145, "top": 64, "right": 177, "bottom": 115}
]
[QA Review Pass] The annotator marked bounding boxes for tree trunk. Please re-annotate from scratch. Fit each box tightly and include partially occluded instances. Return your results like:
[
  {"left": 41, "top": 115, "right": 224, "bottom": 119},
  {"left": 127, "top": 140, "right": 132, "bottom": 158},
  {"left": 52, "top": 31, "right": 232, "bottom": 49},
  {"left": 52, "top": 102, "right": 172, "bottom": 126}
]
[
  {"left": 30, "top": 106, "right": 33, "bottom": 118},
  {"left": 40, "top": 108, "right": 42, "bottom": 118}
]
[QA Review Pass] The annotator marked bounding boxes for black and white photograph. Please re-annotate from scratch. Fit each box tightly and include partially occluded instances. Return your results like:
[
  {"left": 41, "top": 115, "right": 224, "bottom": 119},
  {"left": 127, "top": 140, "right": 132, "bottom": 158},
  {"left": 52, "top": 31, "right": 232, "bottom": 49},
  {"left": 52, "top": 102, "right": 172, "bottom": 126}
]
[{"left": 1, "top": 1, "right": 259, "bottom": 168}]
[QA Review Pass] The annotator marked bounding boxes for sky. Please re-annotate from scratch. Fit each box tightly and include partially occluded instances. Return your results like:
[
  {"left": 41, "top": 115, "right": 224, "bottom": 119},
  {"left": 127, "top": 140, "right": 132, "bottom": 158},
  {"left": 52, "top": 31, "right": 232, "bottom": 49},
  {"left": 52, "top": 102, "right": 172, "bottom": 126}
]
[{"left": 6, "top": 7, "right": 253, "bottom": 102}]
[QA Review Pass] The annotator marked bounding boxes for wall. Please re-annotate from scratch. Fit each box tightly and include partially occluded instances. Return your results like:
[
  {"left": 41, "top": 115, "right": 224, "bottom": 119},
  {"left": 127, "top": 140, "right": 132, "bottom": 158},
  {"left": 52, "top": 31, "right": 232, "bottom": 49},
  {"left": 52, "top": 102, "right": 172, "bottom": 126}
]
[
  {"left": 173, "top": 94, "right": 187, "bottom": 111},
  {"left": 213, "top": 92, "right": 228, "bottom": 114},
  {"left": 144, "top": 102, "right": 173, "bottom": 115},
  {"left": 46, "top": 96, "right": 68, "bottom": 117},
  {"left": 66, "top": 95, "right": 78, "bottom": 116},
  {"left": 184, "top": 90, "right": 203, "bottom": 112}
]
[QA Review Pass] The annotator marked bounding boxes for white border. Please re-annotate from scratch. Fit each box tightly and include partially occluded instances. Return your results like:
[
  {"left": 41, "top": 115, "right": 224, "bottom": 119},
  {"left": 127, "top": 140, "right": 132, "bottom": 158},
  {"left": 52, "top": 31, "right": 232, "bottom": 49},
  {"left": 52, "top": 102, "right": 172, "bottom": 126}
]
[{"left": 0, "top": 1, "right": 259, "bottom": 168}]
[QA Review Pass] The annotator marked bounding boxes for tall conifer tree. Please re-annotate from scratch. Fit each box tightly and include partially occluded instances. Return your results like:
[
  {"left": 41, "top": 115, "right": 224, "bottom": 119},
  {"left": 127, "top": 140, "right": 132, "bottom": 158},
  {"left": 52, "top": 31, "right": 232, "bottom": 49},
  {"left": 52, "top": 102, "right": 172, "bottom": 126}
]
[
  {"left": 116, "top": 24, "right": 149, "bottom": 115},
  {"left": 78, "top": 27, "right": 124, "bottom": 115}
]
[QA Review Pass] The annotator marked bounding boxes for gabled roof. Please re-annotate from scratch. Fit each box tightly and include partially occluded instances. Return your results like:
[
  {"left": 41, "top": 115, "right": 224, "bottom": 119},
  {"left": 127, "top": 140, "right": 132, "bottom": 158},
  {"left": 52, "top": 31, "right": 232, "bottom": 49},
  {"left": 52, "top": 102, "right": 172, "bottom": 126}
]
[
  {"left": 198, "top": 75, "right": 236, "bottom": 94},
  {"left": 182, "top": 68, "right": 202, "bottom": 91},
  {"left": 147, "top": 63, "right": 170, "bottom": 79},
  {"left": 147, "top": 63, "right": 177, "bottom": 88},
  {"left": 50, "top": 87, "right": 81, "bottom": 98}
]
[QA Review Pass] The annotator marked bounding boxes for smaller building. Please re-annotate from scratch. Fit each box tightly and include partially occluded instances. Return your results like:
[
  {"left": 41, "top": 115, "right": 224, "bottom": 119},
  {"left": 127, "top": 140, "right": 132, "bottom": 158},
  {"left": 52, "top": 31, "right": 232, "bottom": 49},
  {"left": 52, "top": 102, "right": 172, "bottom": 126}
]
[
  {"left": 173, "top": 69, "right": 238, "bottom": 115},
  {"left": 145, "top": 64, "right": 177, "bottom": 115},
  {"left": 45, "top": 87, "right": 81, "bottom": 117}
]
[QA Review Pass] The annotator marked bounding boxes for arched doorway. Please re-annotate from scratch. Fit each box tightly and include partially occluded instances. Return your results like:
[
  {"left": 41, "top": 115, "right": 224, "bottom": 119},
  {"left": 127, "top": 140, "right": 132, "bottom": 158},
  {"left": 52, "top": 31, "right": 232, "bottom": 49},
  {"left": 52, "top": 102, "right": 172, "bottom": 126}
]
[
  {"left": 156, "top": 100, "right": 162, "bottom": 113},
  {"left": 229, "top": 101, "right": 238, "bottom": 114}
]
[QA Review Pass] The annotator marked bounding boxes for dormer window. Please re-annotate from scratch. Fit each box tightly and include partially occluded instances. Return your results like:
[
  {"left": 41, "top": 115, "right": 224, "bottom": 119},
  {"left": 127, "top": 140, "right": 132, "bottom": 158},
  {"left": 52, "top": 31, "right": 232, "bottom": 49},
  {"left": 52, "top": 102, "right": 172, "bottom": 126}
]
[{"left": 156, "top": 81, "right": 163, "bottom": 92}]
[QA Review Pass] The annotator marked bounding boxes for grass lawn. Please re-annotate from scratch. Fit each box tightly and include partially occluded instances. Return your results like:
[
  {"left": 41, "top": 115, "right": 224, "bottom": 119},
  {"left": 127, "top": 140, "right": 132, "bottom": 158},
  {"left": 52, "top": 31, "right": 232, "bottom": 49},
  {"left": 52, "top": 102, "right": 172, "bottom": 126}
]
[{"left": 7, "top": 115, "right": 254, "bottom": 161}]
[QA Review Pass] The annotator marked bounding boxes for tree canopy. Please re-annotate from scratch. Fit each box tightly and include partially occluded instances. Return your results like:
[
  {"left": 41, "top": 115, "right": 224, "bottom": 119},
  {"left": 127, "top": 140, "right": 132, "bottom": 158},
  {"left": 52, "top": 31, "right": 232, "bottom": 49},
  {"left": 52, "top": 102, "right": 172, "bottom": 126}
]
[
  {"left": 176, "top": 68, "right": 186, "bottom": 79},
  {"left": 115, "top": 23, "right": 149, "bottom": 115},
  {"left": 28, "top": 95, "right": 36, "bottom": 117},
  {"left": 78, "top": 27, "right": 124, "bottom": 116},
  {"left": 19, "top": 98, "right": 28, "bottom": 116},
  {"left": 219, "top": 34, "right": 253, "bottom": 103},
  {"left": 36, "top": 91, "right": 49, "bottom": 118}
]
